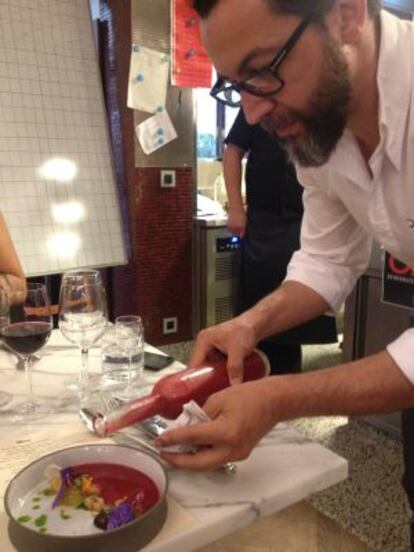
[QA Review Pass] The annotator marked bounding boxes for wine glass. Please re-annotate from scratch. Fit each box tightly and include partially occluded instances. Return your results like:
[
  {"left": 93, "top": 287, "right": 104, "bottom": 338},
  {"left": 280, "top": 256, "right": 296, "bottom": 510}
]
[
  {"left": 0, "top": 286, "right": 11, "bottom": 407},
  {"left": 58, "top": 270, "right": 108, "bottom": 403},
  {"left": 115, "top": 315, "right": 145, "bottom": 400},
  {"left": 0, "top": 282, "right": 53, "bottom": 421}
]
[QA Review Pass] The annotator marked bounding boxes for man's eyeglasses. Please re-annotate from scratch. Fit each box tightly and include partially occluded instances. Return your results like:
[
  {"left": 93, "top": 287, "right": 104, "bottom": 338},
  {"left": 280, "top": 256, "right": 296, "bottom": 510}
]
[{"left": 210, "top": 15, "right": 312, "bottom": 108}]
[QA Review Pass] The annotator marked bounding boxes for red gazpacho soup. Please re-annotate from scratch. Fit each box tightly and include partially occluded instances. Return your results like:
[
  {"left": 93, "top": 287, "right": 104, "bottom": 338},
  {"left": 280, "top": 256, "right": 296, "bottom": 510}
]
[{"left": 43, "top": 462, "right": 160, "bottom": 531}]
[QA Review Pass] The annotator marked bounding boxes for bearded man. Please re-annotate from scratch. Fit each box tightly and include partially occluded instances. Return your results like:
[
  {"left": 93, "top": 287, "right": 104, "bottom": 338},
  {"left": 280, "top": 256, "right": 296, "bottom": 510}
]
[{"left": 156, "top": 0, "right": 414, "bottom": 545}]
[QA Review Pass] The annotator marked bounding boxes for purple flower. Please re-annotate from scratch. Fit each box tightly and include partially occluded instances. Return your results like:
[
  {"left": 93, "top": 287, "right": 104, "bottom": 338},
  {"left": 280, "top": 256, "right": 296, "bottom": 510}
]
[
  {"left": 61, "top": 468, "right": 74, "bottom": 486},
  {"left": 51, "top": 467, "right": 74, "bottom": 509},
  {"left": 107, "top": 502, "right": 135, "bottom": 530}
]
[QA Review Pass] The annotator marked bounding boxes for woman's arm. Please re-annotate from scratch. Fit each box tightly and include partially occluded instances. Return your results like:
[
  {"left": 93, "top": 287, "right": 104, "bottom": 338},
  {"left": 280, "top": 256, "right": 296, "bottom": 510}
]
[{"left": 0, "top": 213, "right": 26, "bottom": 304}]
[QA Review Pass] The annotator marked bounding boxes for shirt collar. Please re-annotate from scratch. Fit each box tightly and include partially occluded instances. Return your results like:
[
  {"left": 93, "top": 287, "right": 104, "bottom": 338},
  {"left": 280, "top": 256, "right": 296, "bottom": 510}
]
[{"left": 376, "top": 10, "right": 412, "bottom": 172}]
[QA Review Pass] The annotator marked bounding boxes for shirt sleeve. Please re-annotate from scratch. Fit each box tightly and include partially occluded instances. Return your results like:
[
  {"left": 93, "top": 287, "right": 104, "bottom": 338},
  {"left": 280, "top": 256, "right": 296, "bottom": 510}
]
[
  {"left": 386, "top": 329, "right": 414, "bottom": 384},
  {"left": 284, "top": 169, "right": 373, "bottom": 311}
]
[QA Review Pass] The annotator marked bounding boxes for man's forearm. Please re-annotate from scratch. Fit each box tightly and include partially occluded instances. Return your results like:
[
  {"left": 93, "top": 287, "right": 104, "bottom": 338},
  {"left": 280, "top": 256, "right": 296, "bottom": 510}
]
[
  {"left": 241, "top": 280, "right": 331, "bottom": 343},
  {"left": 268, "top": 351, "right": 414, "bottom": 421}
]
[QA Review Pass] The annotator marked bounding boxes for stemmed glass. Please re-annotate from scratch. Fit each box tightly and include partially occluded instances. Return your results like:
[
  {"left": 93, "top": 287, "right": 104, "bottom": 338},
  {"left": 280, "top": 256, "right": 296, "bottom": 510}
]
[
  {"left": 58, "top": 270, "right": 108, "bottom": 403},
  {"left": 0, "top": 287, "right": 11, "bottom": 407},
  {"left": 115, "top": 315, "right": 145, "bottom": 400},
  {"left": 1, "top": 283, "right": 53, "bottom": 421}
]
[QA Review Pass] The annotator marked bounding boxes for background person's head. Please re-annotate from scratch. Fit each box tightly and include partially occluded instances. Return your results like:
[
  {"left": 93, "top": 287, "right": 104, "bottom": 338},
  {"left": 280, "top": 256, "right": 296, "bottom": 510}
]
[{"left": 194, "top": 0, "right": 381, "bottom": 167}]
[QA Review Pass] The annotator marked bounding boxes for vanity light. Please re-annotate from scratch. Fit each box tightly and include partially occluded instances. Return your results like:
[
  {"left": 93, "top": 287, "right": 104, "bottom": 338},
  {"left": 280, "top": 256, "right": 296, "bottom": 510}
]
[
  {"left": 39, "top": 158, "right": 78, "bottom": 182},
  {"left": 52, "top": 201, "right": 86, "bottom": 224},
  {"left": 47, "top": 231, "right": 81, "bottom": 258}
]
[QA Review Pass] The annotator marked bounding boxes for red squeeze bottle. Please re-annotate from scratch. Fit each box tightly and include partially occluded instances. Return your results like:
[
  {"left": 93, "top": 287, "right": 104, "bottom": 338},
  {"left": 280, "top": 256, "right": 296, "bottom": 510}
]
[{"left": 95, "top": 350, "right": 269, "bottom": 436}]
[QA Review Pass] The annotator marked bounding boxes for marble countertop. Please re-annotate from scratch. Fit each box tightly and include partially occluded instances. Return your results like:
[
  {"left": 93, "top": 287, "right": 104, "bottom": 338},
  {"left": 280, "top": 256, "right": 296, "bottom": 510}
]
[{"left": 0, "top": 331, "right": 348, "bottom": 551}]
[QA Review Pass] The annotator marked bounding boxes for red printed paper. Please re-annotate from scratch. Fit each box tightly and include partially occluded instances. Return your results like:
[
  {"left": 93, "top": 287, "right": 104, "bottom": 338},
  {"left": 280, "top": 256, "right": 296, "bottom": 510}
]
[{"left": 171, "top": 0, "right": 213, "bottom": 88}]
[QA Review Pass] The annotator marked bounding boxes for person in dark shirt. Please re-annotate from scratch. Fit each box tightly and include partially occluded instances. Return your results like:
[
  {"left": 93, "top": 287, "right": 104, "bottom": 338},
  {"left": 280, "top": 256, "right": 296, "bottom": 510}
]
[{"left": 223, "top": 108, "right": 336, "bottom": 374}]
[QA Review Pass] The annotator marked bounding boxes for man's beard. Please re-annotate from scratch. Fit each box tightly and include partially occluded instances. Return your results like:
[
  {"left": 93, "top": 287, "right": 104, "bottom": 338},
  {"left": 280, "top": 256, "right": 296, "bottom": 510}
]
[{"left": 262, "top": 36, "right": 351, "bottom": 167}]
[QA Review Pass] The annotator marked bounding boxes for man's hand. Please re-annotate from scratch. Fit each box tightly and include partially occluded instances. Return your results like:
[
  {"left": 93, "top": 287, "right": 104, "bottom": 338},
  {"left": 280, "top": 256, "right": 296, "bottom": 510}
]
[
  {"left": 190, "top": 317, "right": 257, "bottom": 384},
  {"left": 155, "top": 378, "right": 277, "bottom": 471},
  {"left": 227, "top": 208, "right": 246, "bottom": 238}
]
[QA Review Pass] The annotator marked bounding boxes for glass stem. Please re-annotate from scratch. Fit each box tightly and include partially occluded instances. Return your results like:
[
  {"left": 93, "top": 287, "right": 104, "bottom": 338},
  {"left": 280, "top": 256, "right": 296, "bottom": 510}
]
[
  {"left": 24, "top": 355, "right": 35, "bottom": 409},
  {"left": 80, "top": 347, "right": 89, "bottom": 401}
]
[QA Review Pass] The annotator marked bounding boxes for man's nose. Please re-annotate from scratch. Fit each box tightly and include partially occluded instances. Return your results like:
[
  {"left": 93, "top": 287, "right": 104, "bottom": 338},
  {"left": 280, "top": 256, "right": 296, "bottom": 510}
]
[{"left": 241, "top": 91, "right": 275, "bottom": 125}]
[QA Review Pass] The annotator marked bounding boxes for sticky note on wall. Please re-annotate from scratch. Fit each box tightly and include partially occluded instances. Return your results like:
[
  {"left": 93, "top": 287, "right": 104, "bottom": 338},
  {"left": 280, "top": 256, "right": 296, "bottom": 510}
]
[
  {"left": 135, "top": 108, "right": 178, "bottom": 155},
  {"left": 127, "top": 44, "right": 170, "bottom": 113}
]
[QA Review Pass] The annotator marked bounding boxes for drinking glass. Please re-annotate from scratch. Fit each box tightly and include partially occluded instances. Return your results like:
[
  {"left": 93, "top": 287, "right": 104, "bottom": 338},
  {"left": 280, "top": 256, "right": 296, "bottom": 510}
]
[
  {"left": 0, "top": 282, "right": 53, "bottom": 420},
  {"left": 58, "top": 270, "right": 108, "bottom": 403},
  {"left": 0, "top": 287, "right": 11, "bottom": 407},
  {"left": 115, "top": 315, "right": 145, "bottom": 400}
]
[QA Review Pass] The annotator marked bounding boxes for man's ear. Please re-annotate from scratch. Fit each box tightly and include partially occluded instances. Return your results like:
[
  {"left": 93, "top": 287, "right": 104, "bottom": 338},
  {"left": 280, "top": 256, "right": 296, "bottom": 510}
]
[{"left": 335, "top": 0, "right": 367, "bottom": 45}]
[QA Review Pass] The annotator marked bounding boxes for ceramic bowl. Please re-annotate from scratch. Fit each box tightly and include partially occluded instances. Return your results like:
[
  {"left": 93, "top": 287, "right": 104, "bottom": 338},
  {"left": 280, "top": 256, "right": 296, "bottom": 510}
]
[{"left": 4, "top": 444, "right": 168, "bottom": 552}]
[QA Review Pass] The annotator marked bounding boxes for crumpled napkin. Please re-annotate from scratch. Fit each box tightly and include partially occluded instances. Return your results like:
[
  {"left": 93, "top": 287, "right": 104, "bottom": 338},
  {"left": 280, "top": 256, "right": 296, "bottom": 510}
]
[{"left": 159, "top": 400, "right": 209, "bottom": 454}]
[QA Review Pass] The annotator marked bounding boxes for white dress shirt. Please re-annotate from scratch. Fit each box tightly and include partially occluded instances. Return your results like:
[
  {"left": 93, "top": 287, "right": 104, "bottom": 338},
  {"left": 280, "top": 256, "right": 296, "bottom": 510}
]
[{"left": 285, "top": 10, "right": 414, "bottom": 383}]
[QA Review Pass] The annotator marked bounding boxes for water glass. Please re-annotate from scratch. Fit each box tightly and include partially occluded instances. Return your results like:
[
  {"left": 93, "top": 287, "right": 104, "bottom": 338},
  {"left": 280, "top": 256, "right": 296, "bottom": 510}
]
[
  {"left": 101, "top": 342, "right": 144, "bottom": 388},
  {"left": 114, "top": 315, "right": 144, "bottom": 400}
]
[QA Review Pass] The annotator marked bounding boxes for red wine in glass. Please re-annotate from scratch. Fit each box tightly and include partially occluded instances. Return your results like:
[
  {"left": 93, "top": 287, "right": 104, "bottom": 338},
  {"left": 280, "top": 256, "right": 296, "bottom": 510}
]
[
  {"left": 1, "top": 282, "right": 53, "bottom": 421},
  {"left": 2, "top": 321, "right": 52, "bottom": 356}
]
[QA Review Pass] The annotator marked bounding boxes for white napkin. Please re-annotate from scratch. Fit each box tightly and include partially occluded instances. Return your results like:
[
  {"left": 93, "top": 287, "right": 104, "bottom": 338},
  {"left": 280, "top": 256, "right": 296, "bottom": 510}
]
[
  {"left": 135, "top": 108, "right": 178, "bottom": 155},
  {"left": 127, "top": 44, "right": 170, "bottom": 113},
  {"left": 160, "top": 401, "right": 209, "bottom": 454}
]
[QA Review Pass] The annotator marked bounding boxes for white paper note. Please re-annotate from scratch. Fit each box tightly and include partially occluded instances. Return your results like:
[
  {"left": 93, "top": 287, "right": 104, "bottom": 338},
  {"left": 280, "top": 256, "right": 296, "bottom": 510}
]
[
  {"left": 136, "top": 109, "right": 178, "bottom": 155},
  {"left": 127, "top": 44, "right": 170, "bottom": 113}
]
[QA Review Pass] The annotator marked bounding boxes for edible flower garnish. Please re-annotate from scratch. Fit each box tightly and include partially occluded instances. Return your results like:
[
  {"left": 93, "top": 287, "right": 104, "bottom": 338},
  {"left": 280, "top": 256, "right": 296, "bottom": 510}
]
[
  {"left": 43, "top": 464, "right": 146, "bottom": 531},
  {"left": 51, "top": 467, "right": 75, "bottom": 509},
  {"left": 107, "top": 502, "right": 135, "bottom": 530}
]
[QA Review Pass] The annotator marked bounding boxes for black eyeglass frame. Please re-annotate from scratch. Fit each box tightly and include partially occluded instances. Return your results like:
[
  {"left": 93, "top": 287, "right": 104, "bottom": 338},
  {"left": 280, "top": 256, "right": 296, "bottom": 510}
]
[{"left": 210, "top": 14, "right": 313, "bottom": 107}]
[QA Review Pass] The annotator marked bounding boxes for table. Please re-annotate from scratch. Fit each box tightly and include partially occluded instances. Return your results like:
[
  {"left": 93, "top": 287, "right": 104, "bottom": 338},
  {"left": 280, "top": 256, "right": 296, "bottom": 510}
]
[{"left": 0, "top": 330, "right": 348, "bottom": 551}]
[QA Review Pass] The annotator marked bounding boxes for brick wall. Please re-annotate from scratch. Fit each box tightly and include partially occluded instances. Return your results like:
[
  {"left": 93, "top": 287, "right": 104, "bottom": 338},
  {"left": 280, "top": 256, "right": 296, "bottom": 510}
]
[{"left": 100, "top": 1, "right": 193, "bottom": 345}]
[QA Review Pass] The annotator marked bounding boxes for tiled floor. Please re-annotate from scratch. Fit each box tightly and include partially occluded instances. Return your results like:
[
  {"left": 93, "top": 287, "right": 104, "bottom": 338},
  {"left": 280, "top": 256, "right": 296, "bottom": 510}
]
[
  {"left": 198, "top": 500, "right": 373, "bottom": 552},
  {"left": 293, "top": 415, "right": 410, "bottom": 552},
  {"left": 159, "top": 340, "right": 411, "bottom": 551}
]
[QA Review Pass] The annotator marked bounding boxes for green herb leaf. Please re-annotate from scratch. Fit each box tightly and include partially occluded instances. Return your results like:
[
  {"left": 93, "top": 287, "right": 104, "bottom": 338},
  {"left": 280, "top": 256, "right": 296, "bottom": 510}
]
[
  {"left": 76, "top": 503, "right": 87, "bottom": 510},
  {"left": 17, "top": 516, "right": 31, "bottom": 524},
  {"left": 34, "top": 514, "right": 48, "bottom": 527},
  {"left": 59, "top": 509, "right": 71, "bottom": 520}
]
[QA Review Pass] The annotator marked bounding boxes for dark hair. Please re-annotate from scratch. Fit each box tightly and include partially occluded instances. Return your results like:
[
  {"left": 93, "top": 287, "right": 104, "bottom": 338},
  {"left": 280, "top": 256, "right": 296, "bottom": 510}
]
[{"left": 193, "top": 0, "right": 381, "bottom": 20}]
